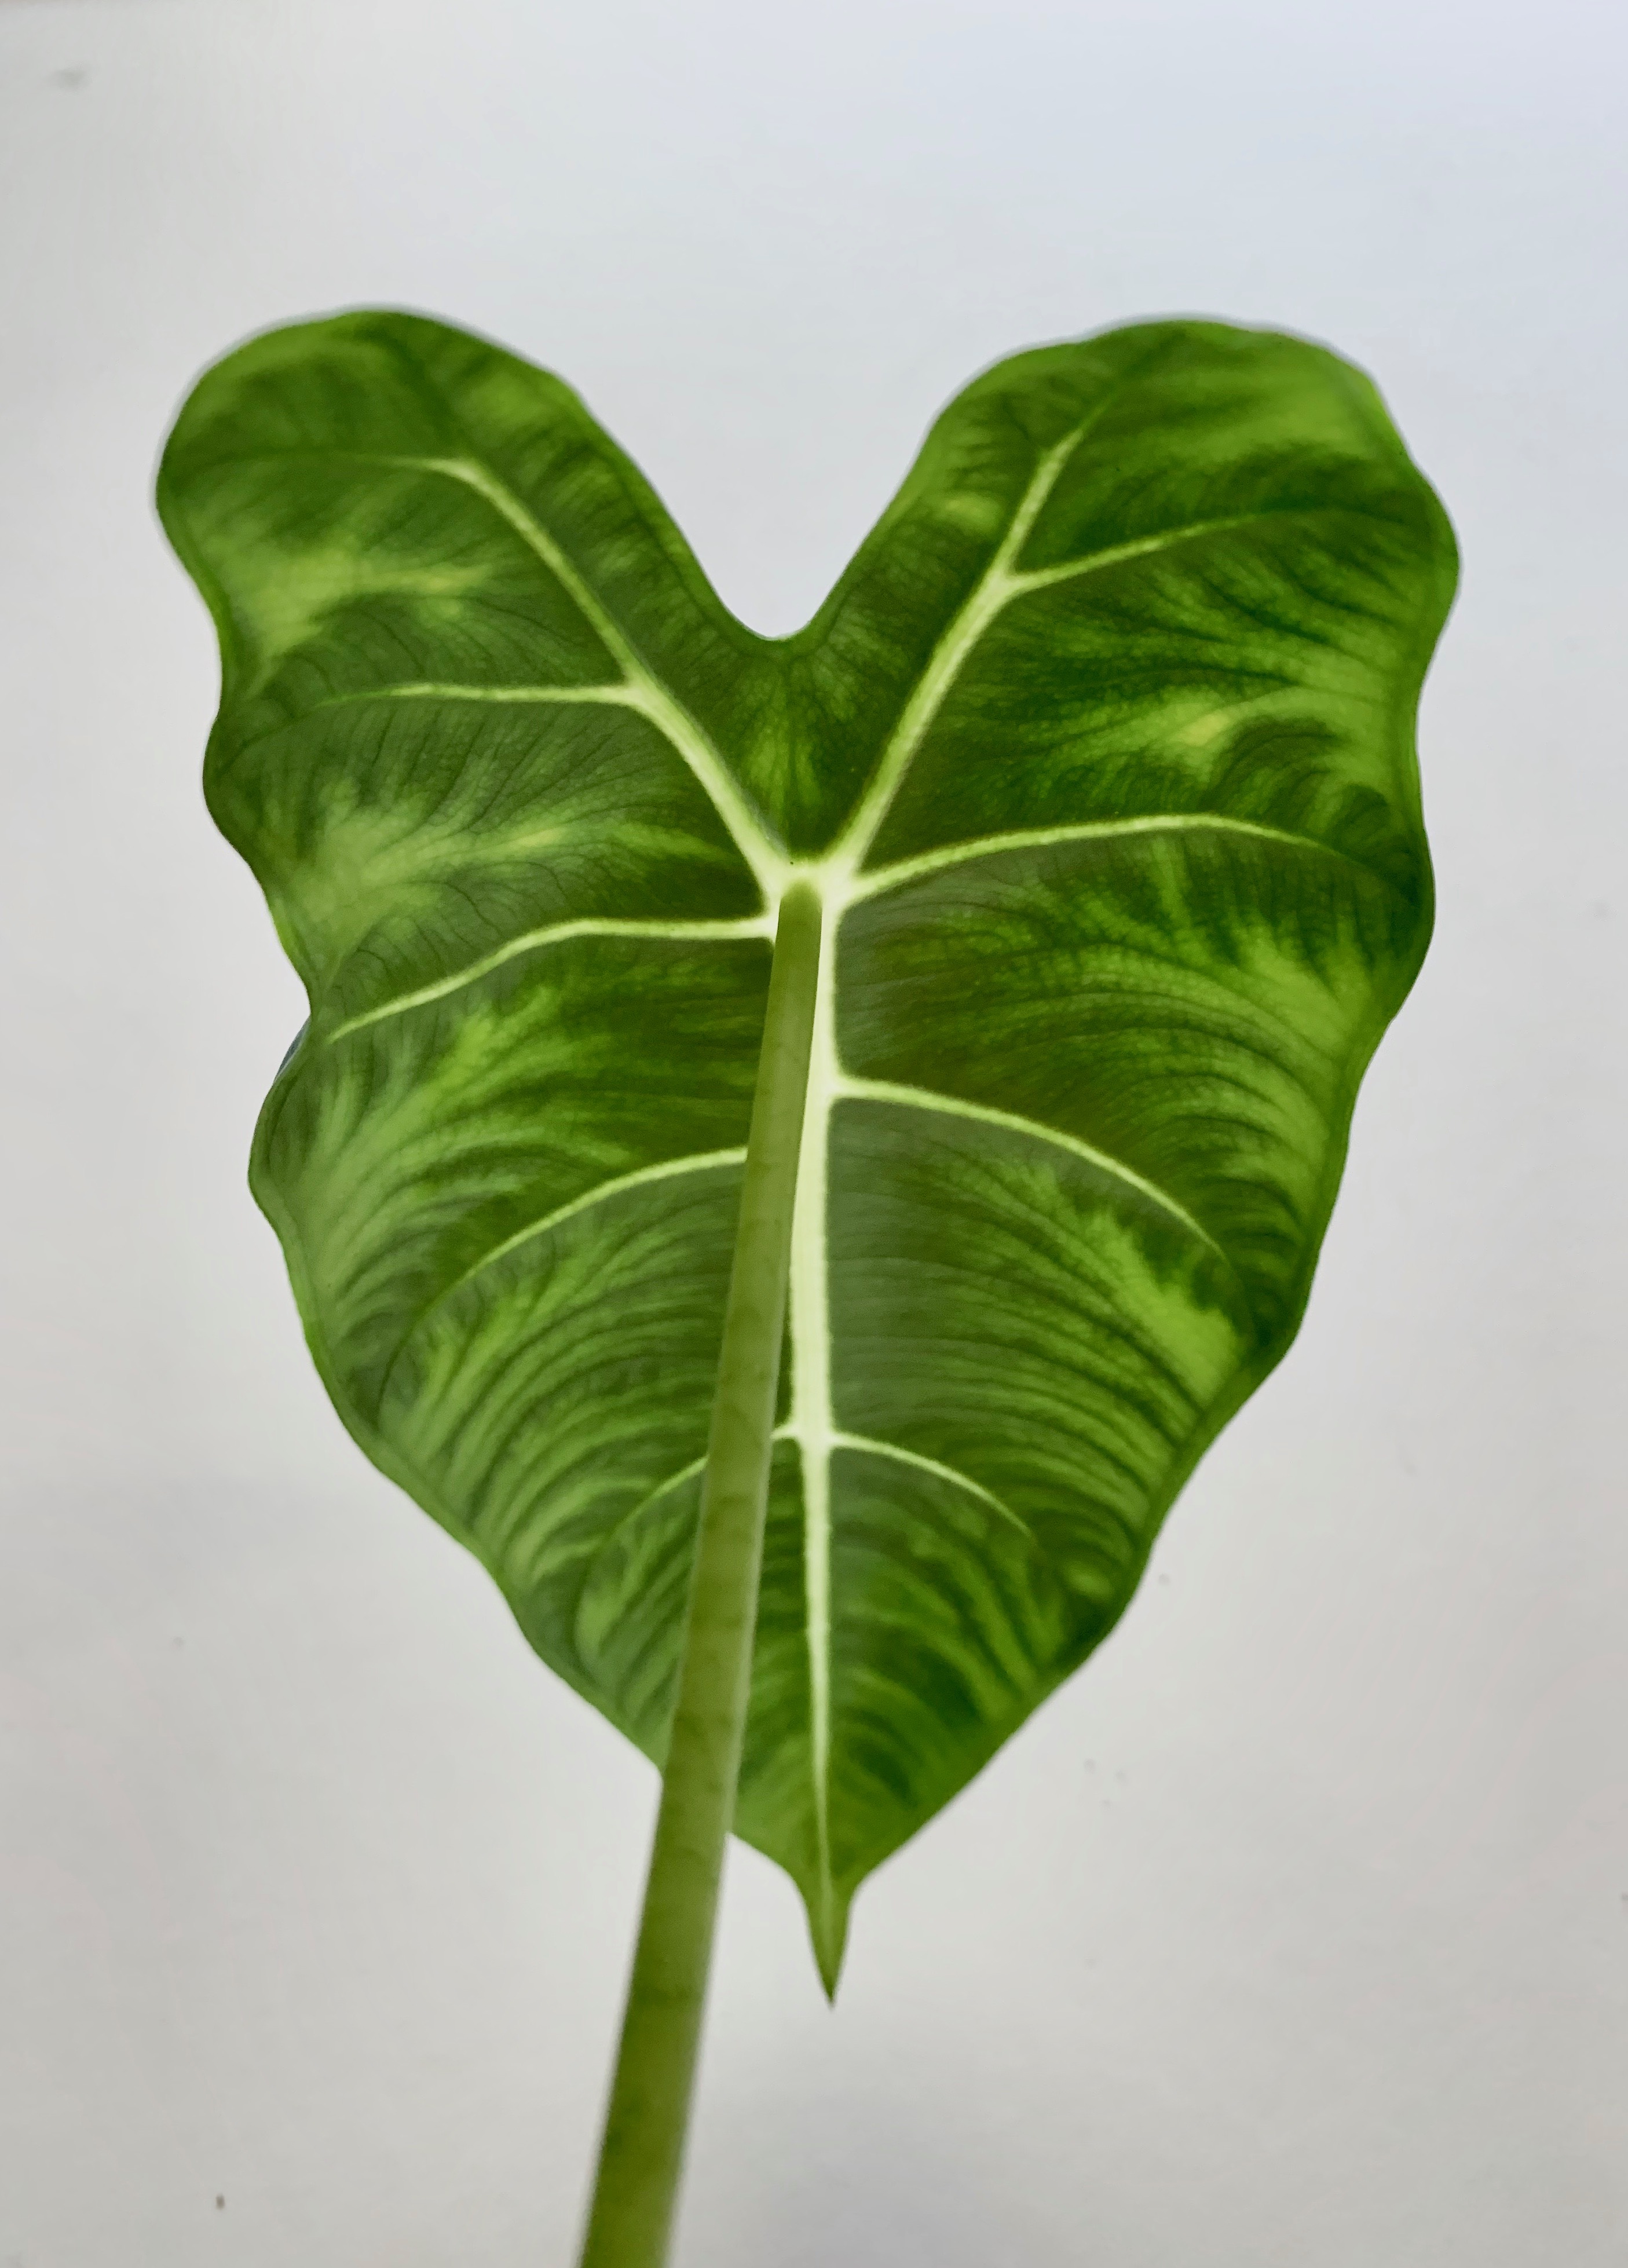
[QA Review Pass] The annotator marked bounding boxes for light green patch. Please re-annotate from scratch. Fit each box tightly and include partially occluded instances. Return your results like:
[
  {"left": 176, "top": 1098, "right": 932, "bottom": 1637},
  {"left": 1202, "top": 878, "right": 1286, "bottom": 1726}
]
[{"left": 247, "top": 537, "right": 492, "bottom": 665}]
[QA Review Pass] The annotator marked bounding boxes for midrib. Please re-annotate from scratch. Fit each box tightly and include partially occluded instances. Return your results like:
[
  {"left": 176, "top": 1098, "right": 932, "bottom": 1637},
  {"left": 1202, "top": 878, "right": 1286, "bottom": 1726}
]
[
  {"left": 787, "top": 906, "right": 839, "bottom": 1927},
  {"left": 778, "top": 423, "right": 1090, "bottom": 1922}
]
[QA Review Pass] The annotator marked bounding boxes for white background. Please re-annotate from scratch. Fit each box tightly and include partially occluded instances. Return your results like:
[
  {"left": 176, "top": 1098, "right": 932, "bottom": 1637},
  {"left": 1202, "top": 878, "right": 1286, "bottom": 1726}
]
[{"left": 2, "top": 1, "right": 1624, "bottom": 2261}]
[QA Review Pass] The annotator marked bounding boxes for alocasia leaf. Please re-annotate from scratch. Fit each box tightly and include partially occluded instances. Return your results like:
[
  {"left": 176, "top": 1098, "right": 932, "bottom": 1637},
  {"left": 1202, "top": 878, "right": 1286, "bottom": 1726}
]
[{"left": 159, "top": 313, "right": 1455, "bottom": 1985}]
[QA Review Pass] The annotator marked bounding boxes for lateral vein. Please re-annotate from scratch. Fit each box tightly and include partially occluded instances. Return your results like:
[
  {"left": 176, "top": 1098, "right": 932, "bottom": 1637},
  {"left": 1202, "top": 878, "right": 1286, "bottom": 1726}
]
[
  {"left": 831, "top": 424, "right": 1087, "bottom": 873},
  {"left": 313, "top": 679, "right": 636, "bottom": 711},
  {"left": 425, "top": 458, "right": 786, "bottom": 899},
  {"left": 401, "top": 1148, "right": 747, "bottom": 1344},
  {"left": 1007, "top": 503, "right": 1358, "bottom": 593},
  {"left": 571, "top": 1453, "right": 712, "bottom": 1614},
  {"left": 827, "top": 1432, "right": 1036, "bottom": 1541},
  {"left": 835, "top": 1075, "right": 1231, "bottom": 1262},
  {"left": 326, "top": 917, "right": 775, "bottom": 1040},
  {"left": 850, "top": 813, "right": 1382, "bottom": 902},
  {"left": 469, "top": 1147, "right": 747, "bottom": 1281},
  {"left": 233, "top": 680, "right": 650, "bottom": 757},
  {"left": 373, "top": 1147, "right": 749, "bottom": 1414}
]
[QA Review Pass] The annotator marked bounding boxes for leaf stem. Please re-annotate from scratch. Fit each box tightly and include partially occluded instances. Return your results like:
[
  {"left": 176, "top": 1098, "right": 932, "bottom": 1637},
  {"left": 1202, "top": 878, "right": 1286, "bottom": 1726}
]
[{"left": 576, "top": 880, "right": 824, "bottom": 2268}]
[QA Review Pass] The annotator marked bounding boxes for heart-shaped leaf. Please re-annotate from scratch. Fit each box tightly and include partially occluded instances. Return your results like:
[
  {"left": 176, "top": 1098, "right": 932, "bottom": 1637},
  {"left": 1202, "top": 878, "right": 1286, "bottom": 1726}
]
[{"left": 160, "top": 313, "right": 1455, "bottom": 1984}]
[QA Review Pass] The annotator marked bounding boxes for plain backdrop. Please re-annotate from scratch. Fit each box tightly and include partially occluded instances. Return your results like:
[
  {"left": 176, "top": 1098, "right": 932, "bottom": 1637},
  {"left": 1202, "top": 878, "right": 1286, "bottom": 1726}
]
[{"left": 1, "top": 2, "right": 1624, "bottom": 2262}]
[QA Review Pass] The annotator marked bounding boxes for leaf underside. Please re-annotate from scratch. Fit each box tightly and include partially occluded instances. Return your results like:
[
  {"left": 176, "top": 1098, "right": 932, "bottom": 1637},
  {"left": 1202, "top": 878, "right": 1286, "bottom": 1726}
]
[{"left": 159, "top": 312, "right": 1455, "bottom": 1987}]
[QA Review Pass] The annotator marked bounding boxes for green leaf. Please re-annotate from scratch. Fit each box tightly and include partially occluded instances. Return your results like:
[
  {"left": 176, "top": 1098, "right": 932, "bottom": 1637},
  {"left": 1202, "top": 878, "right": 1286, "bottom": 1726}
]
[{"left": 159, "top": 312, "right": 1455, "bottom": 1987}]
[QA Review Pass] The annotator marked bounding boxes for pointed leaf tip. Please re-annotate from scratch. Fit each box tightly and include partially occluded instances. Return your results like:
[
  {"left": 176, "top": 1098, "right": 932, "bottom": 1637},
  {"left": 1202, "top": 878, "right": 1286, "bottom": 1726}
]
[{"left": 809, "top": 1883, "right": 850, "bottom": 2000}]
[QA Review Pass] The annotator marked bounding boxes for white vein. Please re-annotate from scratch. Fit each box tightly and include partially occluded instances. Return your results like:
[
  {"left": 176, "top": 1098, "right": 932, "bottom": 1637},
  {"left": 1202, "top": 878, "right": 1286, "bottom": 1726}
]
[
  {"left": 848, "top": 812, "right": 1376, "bottom": 903},
  {"left": 827, "top": 426, "right": 1086, "bottom": 879},
  {"left": 576, "top": 1453, "right": 711, "bottom": 1602},
  {"left": 1010, "top": 509, "right": 1288, "bottom": 593},
  {"left": 825, "top": 1432, "right": 1036, "bottom": 1541},
  {"left": 774, "top": 424, "right": 1102, "bottom": 1928},
  {"left": 314, "top": 680, "right": 646, "bottom": 711},
  {"left": 371, "top": 1146, "right": 749, "bottom": 1418},
  {"left": 423, "top": 457, "right": 788, "bottom": 900},
  {"left": 785, "top": 898, "right": 840, "bottom": 1936},
  {"left": 835, "top": 1075, "right": 1229, "bottom": 1261},
  {"left": 328, "top": 915, "right": 774, "bottom": 1039},
  {"left": 437, "top": 1148, "right": 747, "bottom": 1307}
]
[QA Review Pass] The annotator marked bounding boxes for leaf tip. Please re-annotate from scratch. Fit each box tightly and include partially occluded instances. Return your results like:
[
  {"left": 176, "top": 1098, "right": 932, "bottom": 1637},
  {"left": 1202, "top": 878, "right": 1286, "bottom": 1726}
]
[{"left": 808, "top": 1883, "right": 851, "bottom": 2002}]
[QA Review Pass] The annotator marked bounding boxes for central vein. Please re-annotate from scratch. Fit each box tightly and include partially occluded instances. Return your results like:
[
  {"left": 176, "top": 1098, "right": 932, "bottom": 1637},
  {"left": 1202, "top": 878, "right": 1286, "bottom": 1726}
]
[
  {"left": 780, "top": 423, "right": 1089, "bottom": 1922},
  {"left": 440, "top": 426, "right": 1093, "bottom": 1934},
  {"left": 786, "top": 892, "right": 840, "bottom": 1926}
]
